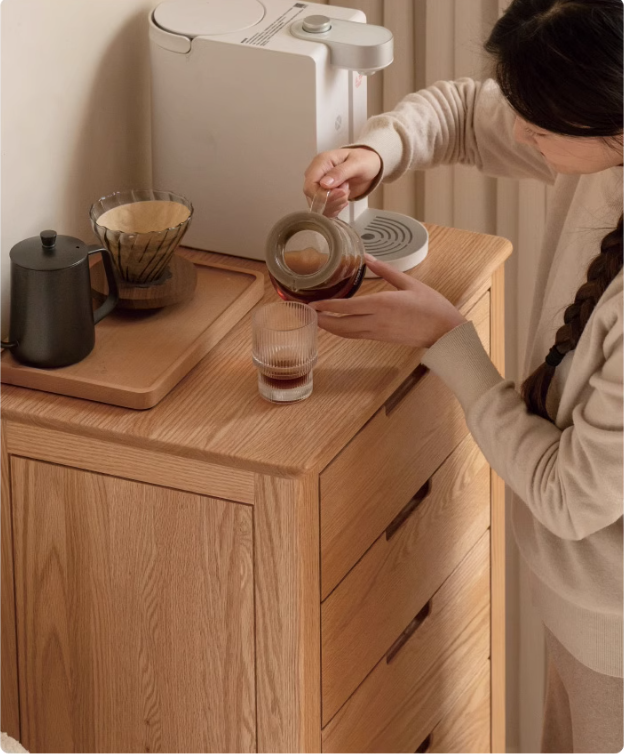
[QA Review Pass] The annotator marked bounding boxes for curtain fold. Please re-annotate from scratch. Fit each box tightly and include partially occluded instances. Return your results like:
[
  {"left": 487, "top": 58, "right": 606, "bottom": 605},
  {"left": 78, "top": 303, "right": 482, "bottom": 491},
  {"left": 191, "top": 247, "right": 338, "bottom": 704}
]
[{"left": 322, "top": 1, "right": 552, "bottom": 750}]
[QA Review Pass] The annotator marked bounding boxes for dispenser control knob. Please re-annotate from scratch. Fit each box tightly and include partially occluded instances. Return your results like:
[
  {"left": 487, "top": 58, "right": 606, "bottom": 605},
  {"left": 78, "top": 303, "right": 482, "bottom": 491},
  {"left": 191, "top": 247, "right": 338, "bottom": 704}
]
[{"left": 302, "top": 15, "right": 332, "bottom": 33}]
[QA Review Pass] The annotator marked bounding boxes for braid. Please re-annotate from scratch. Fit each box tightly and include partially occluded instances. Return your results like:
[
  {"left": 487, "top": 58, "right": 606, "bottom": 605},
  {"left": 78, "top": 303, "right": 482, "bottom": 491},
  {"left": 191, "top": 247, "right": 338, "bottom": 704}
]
[{"left": 522, "top": 213, "right": 624, "bottom": 420}]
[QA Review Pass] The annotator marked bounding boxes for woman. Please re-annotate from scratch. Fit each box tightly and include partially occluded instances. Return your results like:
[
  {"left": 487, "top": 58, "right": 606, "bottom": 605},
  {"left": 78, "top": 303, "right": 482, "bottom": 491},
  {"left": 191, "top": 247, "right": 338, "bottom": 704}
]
[{"left": 303, "top": 0, "right": 623, "bottom": 751}]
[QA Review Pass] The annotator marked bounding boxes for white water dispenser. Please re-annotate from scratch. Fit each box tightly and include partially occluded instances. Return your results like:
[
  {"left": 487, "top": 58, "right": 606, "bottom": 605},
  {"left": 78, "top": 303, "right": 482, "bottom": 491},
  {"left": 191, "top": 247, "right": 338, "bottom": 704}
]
[{"left": 149, "top": 0, "right": 428, "bottom": 270}]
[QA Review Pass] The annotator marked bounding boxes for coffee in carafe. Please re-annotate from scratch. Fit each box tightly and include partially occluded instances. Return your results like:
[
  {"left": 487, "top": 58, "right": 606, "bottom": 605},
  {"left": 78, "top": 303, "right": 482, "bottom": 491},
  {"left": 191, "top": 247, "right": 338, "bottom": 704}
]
[{"left": 265, "top": 191, "right": 366, "bottom": 303}]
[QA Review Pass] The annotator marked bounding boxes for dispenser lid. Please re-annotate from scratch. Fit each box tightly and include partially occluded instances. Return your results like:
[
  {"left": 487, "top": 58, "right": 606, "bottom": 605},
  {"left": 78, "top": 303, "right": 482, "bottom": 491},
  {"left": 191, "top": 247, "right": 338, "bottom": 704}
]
[
  {"left": 10, "top": 230, "right": 89, "bottom": 271},
  {"left": 153, "top": 0, "right": 265, "bottom": 38}
]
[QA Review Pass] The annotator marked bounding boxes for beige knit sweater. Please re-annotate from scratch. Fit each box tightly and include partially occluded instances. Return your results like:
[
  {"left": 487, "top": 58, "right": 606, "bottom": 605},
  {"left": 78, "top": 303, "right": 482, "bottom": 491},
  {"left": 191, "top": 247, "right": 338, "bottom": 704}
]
[{"left": 355, "top": 78, "right": 623, "bottom": 677}]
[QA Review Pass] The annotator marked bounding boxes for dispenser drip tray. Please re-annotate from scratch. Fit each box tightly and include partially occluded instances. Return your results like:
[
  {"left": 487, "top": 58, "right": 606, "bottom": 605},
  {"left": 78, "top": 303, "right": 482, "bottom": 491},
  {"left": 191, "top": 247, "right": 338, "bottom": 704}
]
[{"left": 351, "top": 209, "right": 429, "bottom": 277}]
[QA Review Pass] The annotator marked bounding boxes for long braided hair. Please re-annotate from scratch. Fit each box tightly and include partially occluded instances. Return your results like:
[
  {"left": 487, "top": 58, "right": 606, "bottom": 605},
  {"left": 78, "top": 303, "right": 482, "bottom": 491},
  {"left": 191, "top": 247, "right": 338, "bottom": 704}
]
[{"left": 485, "top": 0, "right": 623, "bottom": 421}]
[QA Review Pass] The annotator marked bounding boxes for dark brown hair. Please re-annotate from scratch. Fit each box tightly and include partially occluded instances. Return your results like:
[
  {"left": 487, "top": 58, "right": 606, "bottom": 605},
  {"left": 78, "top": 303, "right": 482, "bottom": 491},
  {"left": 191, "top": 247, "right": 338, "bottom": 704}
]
[{"left": 485, "top": 0, "right": 623, "bottom": 420}]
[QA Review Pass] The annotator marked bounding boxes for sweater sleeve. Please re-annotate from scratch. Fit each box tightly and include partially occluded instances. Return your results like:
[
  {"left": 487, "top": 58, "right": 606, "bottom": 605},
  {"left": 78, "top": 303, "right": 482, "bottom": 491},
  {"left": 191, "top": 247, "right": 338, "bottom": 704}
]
[
  {"left": 421, "top": 319, "right": 624, "bottom": 541},
  {"left": 353, "top": 78, "right": 556, "bottom": 185}
]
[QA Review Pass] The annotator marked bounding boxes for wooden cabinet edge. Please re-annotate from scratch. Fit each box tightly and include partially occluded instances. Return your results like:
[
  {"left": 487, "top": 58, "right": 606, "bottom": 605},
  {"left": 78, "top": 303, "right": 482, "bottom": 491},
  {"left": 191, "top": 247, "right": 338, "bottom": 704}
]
[
  {"left": 253, "top": 472, "right": 321, "bottom": 753},
  {"left": 490, "top": 265, "right": 506, "bottom": 753},
  {"left": 3, "top": 421, "right": 255, "bottom": 505},
  {"left": 1, "top": 423, "right": 20, "bottom": 740}
]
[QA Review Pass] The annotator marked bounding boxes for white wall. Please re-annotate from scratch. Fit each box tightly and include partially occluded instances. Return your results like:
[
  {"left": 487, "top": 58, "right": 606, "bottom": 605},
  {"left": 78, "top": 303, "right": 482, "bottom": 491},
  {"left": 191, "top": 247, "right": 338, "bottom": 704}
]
[{"left": 1, "top": 0, "right": 159, "bottom": 338}]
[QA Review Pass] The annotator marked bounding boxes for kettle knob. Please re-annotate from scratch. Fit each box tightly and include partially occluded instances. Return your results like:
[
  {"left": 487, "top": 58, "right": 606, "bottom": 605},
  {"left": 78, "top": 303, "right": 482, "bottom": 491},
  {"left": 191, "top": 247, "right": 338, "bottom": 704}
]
[{"left": 40, "top": 229, "right": 57, "bottom": 249}]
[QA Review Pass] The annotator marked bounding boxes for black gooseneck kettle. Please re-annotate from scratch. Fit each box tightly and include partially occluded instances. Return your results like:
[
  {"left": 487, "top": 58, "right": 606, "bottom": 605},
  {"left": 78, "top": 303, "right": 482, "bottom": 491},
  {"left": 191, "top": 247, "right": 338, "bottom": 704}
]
[{"left": 1, "top": 230, "right": 119, "bottom": 368}]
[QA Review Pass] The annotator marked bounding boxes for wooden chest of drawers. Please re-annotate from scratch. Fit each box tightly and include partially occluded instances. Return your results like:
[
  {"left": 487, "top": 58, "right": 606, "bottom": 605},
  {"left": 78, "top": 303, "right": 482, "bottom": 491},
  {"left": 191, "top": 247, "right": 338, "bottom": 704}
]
[{"left": 1, "top": 226, "right": 510, "bottom": 752}]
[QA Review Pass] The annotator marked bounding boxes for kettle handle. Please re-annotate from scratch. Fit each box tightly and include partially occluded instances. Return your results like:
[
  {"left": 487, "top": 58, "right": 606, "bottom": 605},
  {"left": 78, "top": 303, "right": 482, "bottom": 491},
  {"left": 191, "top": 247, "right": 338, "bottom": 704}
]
[{"left": 89, "top": 247, "right": 119, "bottom": 324}]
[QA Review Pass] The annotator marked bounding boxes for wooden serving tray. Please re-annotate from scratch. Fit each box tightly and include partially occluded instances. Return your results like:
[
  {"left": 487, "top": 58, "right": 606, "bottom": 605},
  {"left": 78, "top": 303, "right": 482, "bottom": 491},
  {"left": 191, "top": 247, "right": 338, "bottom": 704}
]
[{"left": 1, "top": 257, "right": 264, "bottom": 410}]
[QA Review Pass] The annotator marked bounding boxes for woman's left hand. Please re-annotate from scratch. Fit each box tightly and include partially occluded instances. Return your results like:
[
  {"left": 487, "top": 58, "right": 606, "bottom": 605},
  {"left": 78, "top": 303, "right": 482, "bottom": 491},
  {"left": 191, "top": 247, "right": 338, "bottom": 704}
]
[{"left": 310, "top": 254, "right": 466, "bottom": 348}]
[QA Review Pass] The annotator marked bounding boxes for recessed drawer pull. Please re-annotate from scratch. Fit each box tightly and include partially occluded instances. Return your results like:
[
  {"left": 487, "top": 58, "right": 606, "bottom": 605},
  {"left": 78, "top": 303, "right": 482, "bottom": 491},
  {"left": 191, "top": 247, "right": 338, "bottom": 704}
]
[
  {"left": 385, "top": 478, "right": 432, "bottom": 540},
  {"left": 386, "top": 601, "right": 431, "bottom": 664},
  {"left": 415, "top": 733, "right": 432, "bottom": 753},
  {"left": 384, "top": 365, "right": 429, "bottom": 415}
]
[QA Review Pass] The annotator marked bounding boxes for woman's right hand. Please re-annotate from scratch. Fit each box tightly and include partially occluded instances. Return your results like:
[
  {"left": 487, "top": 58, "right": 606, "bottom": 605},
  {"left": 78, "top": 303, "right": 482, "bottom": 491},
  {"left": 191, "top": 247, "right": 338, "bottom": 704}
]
[{"left": 303, "top": 147, "right": 382, "bottom": 217}]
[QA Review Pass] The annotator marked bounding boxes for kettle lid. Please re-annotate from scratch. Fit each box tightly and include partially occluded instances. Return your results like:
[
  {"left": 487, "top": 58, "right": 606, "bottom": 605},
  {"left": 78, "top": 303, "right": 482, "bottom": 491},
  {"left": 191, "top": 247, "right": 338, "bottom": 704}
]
[{"left": 10, "top": 230, "right": 89, "bottom": 271}]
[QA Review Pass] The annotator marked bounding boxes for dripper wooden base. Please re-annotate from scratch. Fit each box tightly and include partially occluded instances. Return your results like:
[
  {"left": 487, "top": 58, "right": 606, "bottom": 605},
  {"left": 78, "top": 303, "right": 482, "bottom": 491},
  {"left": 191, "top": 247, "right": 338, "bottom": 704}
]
[{"left": 91, "top": 253, "right": 197, "bottom": 310}]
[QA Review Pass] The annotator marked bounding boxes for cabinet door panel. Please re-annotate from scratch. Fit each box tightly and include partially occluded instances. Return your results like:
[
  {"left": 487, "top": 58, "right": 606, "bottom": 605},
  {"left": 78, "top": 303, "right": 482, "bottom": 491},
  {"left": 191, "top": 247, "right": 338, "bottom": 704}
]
[{"left": 12, "top": 458, "right": 255, "bottom": 753}]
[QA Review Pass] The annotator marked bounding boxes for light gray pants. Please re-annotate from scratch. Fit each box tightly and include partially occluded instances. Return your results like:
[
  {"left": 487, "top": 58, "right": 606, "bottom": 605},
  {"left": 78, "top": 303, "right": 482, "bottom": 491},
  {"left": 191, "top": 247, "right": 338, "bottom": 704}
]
[{"left": 541, "top": 629, "right": 623, "bottom": 753}]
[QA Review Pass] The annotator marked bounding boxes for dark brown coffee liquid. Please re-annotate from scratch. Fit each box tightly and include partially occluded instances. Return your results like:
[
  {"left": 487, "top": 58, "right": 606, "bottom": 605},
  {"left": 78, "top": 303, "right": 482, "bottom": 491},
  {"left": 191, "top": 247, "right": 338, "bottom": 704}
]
[
  {"left": 258, "top": 358, "right": 311, "bottom": 390},
  {"left": 269, "top": 253, "right": 366, "bottom": 303},
  {"left": 270, "top": 273, "right": 364, "bottom": 303},
  {"left": 259, "top": 371, "right": 311, "bottom": 390}
]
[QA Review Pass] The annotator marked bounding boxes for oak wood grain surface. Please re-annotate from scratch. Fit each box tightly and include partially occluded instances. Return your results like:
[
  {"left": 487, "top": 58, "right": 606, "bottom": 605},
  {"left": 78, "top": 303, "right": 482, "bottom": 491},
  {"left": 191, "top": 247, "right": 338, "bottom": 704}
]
[
  {"left": 254, "top": 474, "right": 321, "bottom": 753},
  {"left": 322, "top": 531, "right": 491, "bottom": 752},
  {"left": 427, "top": 660, "right": 491, "bottom": 753},
  {"left": 321, "top": 434, "right": 490, "bottom": 724},
  {"left": 5, "top": 421, "right": 255, "bottom": 505},
  {"left": 11, "top": 459, "right": 256, "bottom": 753},
  {"left": 1, "top": 226, "right": 511, "bottom": 475}
]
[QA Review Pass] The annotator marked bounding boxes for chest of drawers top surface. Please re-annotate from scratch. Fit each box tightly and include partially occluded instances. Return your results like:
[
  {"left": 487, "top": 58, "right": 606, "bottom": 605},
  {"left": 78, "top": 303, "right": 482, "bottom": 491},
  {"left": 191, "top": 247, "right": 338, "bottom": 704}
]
[{"left": 1, "top": 224, "right": 510, "bottom": 475}]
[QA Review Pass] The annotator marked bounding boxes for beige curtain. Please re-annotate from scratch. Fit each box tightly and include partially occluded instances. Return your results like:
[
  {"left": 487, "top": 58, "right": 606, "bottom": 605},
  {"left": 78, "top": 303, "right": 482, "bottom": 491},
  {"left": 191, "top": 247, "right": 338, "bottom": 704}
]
[{"left": 322, "top": 1, "right": 551, "bottom": 750}]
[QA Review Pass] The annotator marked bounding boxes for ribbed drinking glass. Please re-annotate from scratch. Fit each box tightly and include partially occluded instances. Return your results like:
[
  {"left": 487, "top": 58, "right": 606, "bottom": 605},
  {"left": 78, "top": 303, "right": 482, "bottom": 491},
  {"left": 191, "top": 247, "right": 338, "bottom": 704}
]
[{"left": 252, "top": 302, "right": 318, "bottom": 403}]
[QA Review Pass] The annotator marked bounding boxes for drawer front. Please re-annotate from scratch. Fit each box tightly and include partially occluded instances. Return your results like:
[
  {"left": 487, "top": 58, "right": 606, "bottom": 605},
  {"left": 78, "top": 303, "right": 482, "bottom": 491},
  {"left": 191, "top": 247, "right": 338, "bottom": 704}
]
[
  {"left": 320, "top": 292, "right": 490, "bottom": 598},
  {"left": 322, "top": 434, "right": 490, "bottom": 724},
  {"left": 424, "top": 660, "right": 491, "bottom": 753},
  {"left": 321, "top": 532, "right": 490, "bottom": 754}
]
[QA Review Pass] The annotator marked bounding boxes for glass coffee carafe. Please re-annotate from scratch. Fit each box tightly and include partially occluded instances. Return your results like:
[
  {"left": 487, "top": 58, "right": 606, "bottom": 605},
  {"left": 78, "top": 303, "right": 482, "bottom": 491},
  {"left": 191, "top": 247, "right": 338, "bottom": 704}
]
[{"left": 265, "top": 191, "right": 366, "bottom": 303}]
